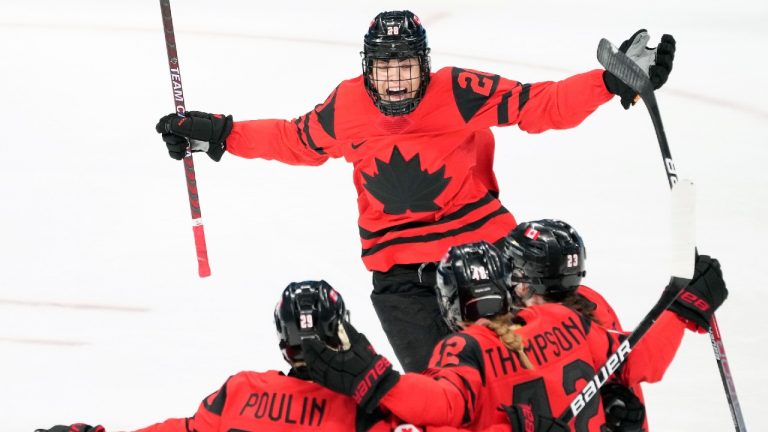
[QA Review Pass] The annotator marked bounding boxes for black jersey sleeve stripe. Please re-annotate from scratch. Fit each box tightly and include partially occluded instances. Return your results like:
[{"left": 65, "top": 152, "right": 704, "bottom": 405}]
[
  {"left": 579, "top": 312, "right": 592, "bottom": 336},
  {"left": 359, "top": 193, "right": 496, "bottom": 240},
  {"left": 316, "top": 87, "right": 338, "bottom": 139},
  {"left": 497, "top": 91, "right": 512, "bottom": 125},
  {"left": 294, "top": 117, "right": 309, "bottom": 149},
  {"left": 302, "top": 113, "right": 327, "bottom": 155},
  {"left": 518, "top": 83, "right": 531, "bottom": 112},
  {"left": 456, "top": 373, "right": 478, "bottom": 423},
  {"left": 361, "top": 206, "right": 510, "bottom": 257},
  {"left": 202, "top": 377, "right": 231, "bottom": 415},
  {"left": 435, "top": 375, "right": 476, "bottom": 425}
]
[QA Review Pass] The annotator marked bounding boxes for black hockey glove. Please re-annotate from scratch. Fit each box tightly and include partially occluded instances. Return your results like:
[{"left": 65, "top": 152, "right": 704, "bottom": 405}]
[
  {"left": 603, "top": 29, "right": 676, "bottom": 109},
  {"left": 500, "top": 404, "right": 570, "bottom": 432},
  {"left": 155, "top": 111, "right": 233, "bottom": 161},
  {"left": 301, "top": 322, "right": 400, "bottom": 413},
  {"left": 667, "top": 254, "right": 728, "bottom": 332},
  {"left": 35, "top": 424, "right": 106, "bottom": 432},
  {"left": 600, "top": 383, "right": 645, "bottom": 432}
]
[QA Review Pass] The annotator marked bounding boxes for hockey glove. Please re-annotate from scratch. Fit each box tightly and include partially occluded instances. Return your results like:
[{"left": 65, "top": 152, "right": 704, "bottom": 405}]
[
  {"left": 603, "top": 29, "right": 676, "bottom": 109},
  {"left": 600, "top": 383, "right": 645, "bottom": 432},
  {"left": 155, "top": 111, "right": 233, "bottom": 161},
  {"left": 500, "top": 404, "right": 571, "bottom": 432},
  {"left": 301, "top": 322, "right": 400, "bottom": 413},
  {"left": 35, "top": 424, "right": 106, "bottom": 432},
  {"left": 667, "top": 254, "right": 728, "bottom": 332}
]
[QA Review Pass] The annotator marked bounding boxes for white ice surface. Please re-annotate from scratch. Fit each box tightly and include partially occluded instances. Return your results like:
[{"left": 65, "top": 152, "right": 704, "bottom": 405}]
[{"left": 1, "top": 0, "right": 766, "bottom": 430}]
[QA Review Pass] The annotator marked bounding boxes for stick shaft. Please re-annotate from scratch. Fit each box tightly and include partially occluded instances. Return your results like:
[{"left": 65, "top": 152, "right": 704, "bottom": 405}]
[{"left": 159, "top": 0, "right": 211, "bottom": 278}]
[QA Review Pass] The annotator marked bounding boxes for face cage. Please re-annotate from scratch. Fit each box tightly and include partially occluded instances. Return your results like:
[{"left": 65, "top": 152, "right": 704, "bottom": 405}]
[{"left": 362, "top": 53, "right": 430, "bottom": 116}]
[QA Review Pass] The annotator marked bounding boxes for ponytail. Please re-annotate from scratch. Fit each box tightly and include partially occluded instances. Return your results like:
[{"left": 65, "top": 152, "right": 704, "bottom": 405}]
[{"left": 481, "top": 313, "right": 533, "bottom": 370}]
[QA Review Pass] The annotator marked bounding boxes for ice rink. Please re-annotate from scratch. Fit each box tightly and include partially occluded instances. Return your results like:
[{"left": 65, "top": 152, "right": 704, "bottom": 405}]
[{"left": 1, "top": 0, "right": 766, "bottom": 430}]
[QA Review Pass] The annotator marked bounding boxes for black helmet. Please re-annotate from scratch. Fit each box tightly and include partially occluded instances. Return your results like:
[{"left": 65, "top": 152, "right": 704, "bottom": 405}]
[
  {"left": 436, "top": 241, "right": 511, "bottom": 331},
  {"left": 502, "top": 219, "right": 587, "bottom": 296},
  {"left": 362, "top": 10, "right": 431, "bottom": 116},
  {"left": 274, "top": 280, "right": 349, "bottom": 364}
]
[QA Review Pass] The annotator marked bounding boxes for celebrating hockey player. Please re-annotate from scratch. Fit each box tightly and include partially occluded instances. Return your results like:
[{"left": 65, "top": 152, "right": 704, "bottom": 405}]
[
  {"left": 35, "top": 280, "right": 563, "bottom": 432},
  {"left": 155, "top": 10, "right": 676, "bottom": 372},
  {"left": 37, "top": 281, "right": 388, "bottom": 432},
  {"left": 501, "top": 219, "right": 647, "bottom": 431},
  {"left": 299, "top": 242, "right": 728, "bottom": 431}
]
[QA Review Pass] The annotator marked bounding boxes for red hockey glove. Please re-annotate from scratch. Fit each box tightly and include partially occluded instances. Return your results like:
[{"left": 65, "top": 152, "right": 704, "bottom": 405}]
[
  {"left": 301, "top": 322, "right": 400, "bottom": 413},
  {"left": 35, "top": 424, "right": 105, "bottom": 432},
  {"left": 500, "top": 404, "right": 570, "bottom": 432},
  {"left": 667, "top": 254, "right": 728, "bottom": 332},
  {"left": 155, "top": 111, "right": 232, "bottom": 161}
]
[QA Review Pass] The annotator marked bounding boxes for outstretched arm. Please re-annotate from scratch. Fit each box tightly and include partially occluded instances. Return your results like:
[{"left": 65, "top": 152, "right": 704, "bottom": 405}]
[{"left": 133, "top": 377, "right": 232, "bottom": 432}]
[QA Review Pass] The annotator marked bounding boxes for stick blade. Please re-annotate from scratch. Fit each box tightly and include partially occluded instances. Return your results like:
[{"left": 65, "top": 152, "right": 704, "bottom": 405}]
[
  {"left": 597, "top": 38, "right": 654, "bottom": 95},
  {"left": 669, "top": 179, "right": 696, "bottom": 280}
]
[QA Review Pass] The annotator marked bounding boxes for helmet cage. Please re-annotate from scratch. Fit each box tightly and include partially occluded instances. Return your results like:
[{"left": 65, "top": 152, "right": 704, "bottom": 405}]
[{"left": 362, "top": 10, "right": 431, "bottom": 116}]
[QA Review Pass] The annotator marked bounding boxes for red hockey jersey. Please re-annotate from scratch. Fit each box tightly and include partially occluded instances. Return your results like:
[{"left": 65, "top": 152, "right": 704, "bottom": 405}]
[
  {"left": 380, "top": 303, "right": 685, "bottom": 432},
  {"left": 226, "top": 68, "right": 613, "bottom": 271},
  {"left": 133, "top": 370, "right": 391, "bottom": 432},
  {"left": 131, "top": 370, "right": 518, "bottom": 432},
  {"left": 577, "top": 285, "right": 650, "bottom": 430}
]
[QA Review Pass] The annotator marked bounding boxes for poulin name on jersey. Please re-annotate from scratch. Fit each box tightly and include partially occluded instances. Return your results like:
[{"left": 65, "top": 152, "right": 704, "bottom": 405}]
[{"left": 238, "top": 391, "right": 327, "bottom": 427}]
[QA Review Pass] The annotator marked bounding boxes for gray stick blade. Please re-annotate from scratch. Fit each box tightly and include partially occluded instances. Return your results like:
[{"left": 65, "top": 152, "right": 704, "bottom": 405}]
[
  {"left": 597, "top": 38, "right": 654, "bottom": 95},
  {"left": 669, "top": 179, "right": 696, "bottom": 280}
]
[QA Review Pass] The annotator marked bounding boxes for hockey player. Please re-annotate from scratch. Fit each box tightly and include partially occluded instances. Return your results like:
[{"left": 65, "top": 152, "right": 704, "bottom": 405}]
[
  {"left": 299, "top": 242, "right": 728, "bottom": 432},
  {"left": 37, "top": 281, "right": 386, "bottom": 432},
  {"left": 501, "top": 220, "right": 646, "bottom": 431},
  {"left": 35, "top": 280, "right": 563, "bottom": 432},
  {"left": 154, "top": 10, "right": 677, "bottom": 372}
]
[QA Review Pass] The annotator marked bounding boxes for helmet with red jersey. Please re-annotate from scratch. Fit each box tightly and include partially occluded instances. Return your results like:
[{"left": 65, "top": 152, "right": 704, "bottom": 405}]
[
  {"left": 436, "top": 241, "right": 511, "bottom": 331},
  {"left": 502, "top": 219, "right": 587, "bottom": 296},
  {"left": 362, "top": 10, "right": 431, "bottom": 116},
  {"left": 274, "top": 280, "right": 349, "bottom": 365}
]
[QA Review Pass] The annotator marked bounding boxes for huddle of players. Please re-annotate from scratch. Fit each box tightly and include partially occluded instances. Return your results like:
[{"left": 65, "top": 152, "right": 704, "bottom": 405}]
[
  {"left": 37, "top": 10, "right": 714, "bottom": 431},
  {"left": 38, "top": 220, "right": 728, "bottom": 432}
]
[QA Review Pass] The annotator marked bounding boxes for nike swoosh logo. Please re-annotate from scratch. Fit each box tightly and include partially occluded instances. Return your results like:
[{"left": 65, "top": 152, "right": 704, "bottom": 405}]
[{"left": 351, "top": 140, "right": 367, "bottom": 150}]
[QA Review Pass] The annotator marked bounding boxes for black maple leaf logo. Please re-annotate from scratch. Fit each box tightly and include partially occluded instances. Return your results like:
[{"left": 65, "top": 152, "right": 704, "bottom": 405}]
[{"left": 362, "top": 147, "right": 451, "bottom": 215}]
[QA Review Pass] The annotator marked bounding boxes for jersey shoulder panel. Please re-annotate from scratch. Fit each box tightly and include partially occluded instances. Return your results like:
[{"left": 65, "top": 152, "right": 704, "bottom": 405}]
[
  {"left": 576, "top": 285, "right": 622, "bottom": 331},
  {"left": 446, "top": 66, "right": 501, "bottom": 123},
  {"left": 429, "top": 331, "right": 485, "bottom": 372}
]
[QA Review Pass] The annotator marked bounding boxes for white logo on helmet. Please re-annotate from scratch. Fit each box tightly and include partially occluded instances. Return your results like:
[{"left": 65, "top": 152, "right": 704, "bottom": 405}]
[
  {"left": 470, "top": 266, "right": 489, "bottom": 281},
  {"left": 394, "top": 424, "right": 422, "bottom": 432}
]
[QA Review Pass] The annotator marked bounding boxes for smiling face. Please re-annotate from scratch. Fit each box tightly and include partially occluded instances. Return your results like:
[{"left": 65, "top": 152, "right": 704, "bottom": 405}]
[{"left": 369, "top": 57, "right": 422, "bottom": 102}]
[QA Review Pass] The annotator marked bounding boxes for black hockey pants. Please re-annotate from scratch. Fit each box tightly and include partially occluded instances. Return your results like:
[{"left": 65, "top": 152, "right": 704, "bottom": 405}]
[{"left": 370, "top": 262, "right": 452, "bottom": 373}]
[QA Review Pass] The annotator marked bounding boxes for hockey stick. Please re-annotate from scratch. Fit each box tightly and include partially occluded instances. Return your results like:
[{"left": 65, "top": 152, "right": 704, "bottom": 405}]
[
  {"left": 159, "top": 0, "right": 211, "bottom": 278},
  {"left": 558, "top": 179, "right": 696, "bottom": 425},
  {"left": 597, "top": 38, "right": 747, "bottom": 431}
]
